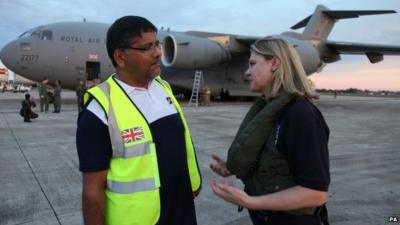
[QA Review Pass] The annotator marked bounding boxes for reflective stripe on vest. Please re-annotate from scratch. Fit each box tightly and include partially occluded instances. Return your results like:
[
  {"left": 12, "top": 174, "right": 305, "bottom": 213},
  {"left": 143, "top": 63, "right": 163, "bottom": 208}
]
[
  {"left": 107, "top": 178, "right": 155, "bottom": 194},
  {"left": 113, "top": 141, "right": 151, "bottom": 158},
  {"left": 96, "top": 82, "right": 128, "bottom": 158}
]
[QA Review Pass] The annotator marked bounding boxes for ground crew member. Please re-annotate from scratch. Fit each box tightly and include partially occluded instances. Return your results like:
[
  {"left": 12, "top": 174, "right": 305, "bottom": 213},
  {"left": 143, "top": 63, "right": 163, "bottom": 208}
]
[
  {"left": 76, "top": 16, "right": 201, "bottom": 225},
  {"left": 76, "top": 80, "right": 86, "bottom": 112},
  {"left": 200, "top": 86, "right": 211, "bottom": 106},
  {"left": 39, "top": 77, "right": 49, "bottom": 112},
  {"left": 204, "top": 86, "right": 211, "bottom": 106},
  {"left": 53, "top": 80, "right": 62, "bottom": 113},
  {"left": 20, "top": 93, "right": 38, "bottom": 122}
]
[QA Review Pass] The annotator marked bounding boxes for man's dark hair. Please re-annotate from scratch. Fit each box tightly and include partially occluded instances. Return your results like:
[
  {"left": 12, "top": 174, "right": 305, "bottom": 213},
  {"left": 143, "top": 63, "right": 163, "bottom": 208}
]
[
  {"left": 106, "top": 16, "right": 157, "bottom": 67},
  {"left": 25, "top": 94, "right": 30, "bottom": 100}
]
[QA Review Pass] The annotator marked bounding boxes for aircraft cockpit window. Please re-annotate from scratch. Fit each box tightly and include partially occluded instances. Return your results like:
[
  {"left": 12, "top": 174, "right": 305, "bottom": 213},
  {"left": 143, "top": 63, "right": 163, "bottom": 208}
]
[
  {"left": 31, "top": 30, "right": 41, "bottom": 37},
  {"left": 18, "top": 31, "right": 31, "bottom": 38},
  {"left": 18, "top": 29, "right": 42, "bottom": 38},
  {"left": 17, "top": 26, "right": 44, "bottom": 39},
  {"left": 41, "top": 30, "right": 53, "bottom": 40}
]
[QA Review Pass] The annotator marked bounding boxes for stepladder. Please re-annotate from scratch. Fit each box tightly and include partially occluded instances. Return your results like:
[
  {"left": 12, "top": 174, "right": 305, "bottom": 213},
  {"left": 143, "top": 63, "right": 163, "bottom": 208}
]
[{"left": 188, "top": 70, "right": 203, "bottom": 107}]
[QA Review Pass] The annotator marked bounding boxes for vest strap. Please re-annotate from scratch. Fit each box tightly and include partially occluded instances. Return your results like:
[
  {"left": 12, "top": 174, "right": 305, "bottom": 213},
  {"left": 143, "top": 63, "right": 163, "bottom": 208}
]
[
  {"left": 107, "top": 178, "right": 156, "bottom": 194},
  {"left": 96, "top": 81, "right": 133, "bottom": 158}
]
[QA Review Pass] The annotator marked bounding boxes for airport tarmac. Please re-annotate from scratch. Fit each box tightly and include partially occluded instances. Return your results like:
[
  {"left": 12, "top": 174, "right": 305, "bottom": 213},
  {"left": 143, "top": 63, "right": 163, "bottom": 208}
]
[{"left": 0, "top": 91, "right": 399, "bottom": 225}]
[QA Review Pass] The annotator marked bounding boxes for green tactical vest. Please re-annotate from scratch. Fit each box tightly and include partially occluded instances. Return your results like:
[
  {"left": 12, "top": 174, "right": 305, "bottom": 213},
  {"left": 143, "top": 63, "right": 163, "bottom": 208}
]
[
  {"left": 244, "top": 131, "right": 317, "bottom": 215},
  {"left": 227, "top": 91, "right": 317, "bottom": 215},
  {"left": 84, "top": 75, "right": 202, "bottom": 225}
]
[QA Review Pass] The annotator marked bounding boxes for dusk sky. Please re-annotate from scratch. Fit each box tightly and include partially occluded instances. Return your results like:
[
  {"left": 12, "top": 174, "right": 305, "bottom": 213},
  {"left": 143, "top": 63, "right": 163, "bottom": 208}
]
[{"left": 0, "top": 0, "right": 399, "bottom": 90}]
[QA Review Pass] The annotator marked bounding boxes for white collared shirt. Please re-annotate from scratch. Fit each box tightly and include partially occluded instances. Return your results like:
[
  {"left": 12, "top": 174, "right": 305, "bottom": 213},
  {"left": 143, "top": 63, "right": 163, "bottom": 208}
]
[{"left": 87, "top": 78, "right": 177, "bottom": 125}]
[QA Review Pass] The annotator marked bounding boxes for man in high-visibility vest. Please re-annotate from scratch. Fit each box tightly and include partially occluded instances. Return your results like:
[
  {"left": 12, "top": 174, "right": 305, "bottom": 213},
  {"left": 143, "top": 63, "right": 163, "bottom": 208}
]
[{"left": 76, "top": 16, "right": 202, "bottom": 225}]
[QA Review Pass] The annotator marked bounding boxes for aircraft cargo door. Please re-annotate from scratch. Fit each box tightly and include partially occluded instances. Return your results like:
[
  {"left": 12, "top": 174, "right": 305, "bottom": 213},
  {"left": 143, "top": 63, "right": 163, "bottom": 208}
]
[{"left": 86, "top": 61, "right": 100, "bottom": 87}]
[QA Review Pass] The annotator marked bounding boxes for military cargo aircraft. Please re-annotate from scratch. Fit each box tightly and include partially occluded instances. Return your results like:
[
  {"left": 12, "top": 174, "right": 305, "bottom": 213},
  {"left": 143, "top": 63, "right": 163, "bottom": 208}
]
[{"left": 1, "top": 5, "right": 400, "bottom": 97}]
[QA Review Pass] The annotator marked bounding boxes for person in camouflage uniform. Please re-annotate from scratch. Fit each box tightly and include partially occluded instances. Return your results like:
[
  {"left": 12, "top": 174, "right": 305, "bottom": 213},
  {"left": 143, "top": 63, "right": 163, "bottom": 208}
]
[
  {"left": 39, "top": 77, "right": 49, "bottom": 112},
  {"left": 76, "top": 80, "right": 86, "bottom": 112},
  {"left": 53, "top": 80, "right": 62, "bottom": 113}
]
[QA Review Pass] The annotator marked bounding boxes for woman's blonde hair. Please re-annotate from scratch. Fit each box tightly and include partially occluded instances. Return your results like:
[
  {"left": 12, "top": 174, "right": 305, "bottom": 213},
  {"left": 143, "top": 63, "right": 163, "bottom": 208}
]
[{"left": 250, "top": 36, "right": 318, "bottom": 99}]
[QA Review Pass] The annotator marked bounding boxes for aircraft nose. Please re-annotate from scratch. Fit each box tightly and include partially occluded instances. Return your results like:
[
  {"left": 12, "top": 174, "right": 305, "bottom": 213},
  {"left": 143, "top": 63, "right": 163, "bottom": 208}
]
[
  {"left": 0, "top": 41, "right": 18, "bottom": 69},
  {"left": 0, "top": 44, "right": 6, "bottom": 62}
]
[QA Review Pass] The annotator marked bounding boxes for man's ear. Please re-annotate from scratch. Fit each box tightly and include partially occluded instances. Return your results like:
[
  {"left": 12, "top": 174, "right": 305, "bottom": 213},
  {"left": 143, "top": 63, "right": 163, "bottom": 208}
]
[{"left": 113, "top": 49, "right": 125, "bottom": 68}]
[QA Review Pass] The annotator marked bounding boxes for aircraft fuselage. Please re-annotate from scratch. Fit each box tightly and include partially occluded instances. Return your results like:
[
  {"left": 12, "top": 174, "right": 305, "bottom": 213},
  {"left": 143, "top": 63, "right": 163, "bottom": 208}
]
[{"left": 0, "top": 22, "right": 251, "bottom": 96}]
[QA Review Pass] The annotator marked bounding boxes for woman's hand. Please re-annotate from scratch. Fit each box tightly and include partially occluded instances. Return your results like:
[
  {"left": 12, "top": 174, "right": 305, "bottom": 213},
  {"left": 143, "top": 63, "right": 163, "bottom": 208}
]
[
  {"left": 210, "top": 154, "right": 231, "bottom": 177},
  {"left": 210, "top": 178, "right": 252, "bottom": 208}
]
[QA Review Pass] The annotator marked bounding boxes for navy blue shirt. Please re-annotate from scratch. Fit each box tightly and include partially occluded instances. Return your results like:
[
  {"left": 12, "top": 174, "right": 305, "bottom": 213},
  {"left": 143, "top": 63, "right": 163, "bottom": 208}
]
[{"left": 276, "top": 98, "right": 330, "bottom": 192}]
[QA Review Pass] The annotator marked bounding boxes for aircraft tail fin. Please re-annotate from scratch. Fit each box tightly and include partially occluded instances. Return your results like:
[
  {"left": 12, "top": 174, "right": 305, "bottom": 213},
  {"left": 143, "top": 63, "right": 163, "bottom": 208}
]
[{"left": 291, "top": 5, "right": 396, "bottom": 40}]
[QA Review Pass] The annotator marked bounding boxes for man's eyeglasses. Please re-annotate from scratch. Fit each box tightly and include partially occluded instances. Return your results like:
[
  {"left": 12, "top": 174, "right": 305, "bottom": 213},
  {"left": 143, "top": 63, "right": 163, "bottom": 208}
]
[{"left": 122, "top": 41, "right": 162, "bottom": 53}]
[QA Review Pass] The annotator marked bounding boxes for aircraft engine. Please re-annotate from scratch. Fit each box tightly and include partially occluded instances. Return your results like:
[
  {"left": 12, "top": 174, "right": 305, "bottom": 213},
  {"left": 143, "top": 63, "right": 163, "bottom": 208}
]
[
  {"left": 279, "top": 35, "right": 324, "bottom": 75},
  {"left": 161, "top": 33, "right": 230, "bottom": 69}
]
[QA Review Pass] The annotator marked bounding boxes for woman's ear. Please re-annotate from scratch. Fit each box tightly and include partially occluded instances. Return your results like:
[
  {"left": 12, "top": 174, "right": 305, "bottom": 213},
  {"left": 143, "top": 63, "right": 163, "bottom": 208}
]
[{"left": 271, "top": 56, "right": 281, "bottom": 72}]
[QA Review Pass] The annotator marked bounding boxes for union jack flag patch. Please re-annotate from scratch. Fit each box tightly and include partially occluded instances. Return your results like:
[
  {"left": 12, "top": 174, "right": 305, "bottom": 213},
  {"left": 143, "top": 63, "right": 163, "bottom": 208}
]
[{"left": 121, "top": 127, "right": 145, "bottom": 143}]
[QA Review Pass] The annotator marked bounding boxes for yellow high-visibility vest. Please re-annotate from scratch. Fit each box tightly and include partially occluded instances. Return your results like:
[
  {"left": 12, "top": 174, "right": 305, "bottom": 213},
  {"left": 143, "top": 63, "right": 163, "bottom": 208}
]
[{"left": 84, "top": 75, "right": 201, "bottom": 225}]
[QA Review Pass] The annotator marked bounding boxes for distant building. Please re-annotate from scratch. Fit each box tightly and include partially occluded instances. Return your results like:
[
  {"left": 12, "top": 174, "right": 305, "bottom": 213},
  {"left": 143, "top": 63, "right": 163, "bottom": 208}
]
[{"left": 0, "top": 60, "right": 35, "bottom": 84}]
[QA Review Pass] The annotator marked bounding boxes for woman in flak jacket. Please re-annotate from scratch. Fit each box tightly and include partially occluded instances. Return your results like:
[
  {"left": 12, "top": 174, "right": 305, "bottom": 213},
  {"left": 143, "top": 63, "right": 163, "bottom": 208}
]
[{"left": 210, "top": 37, "right": 330, "bottom": 225}]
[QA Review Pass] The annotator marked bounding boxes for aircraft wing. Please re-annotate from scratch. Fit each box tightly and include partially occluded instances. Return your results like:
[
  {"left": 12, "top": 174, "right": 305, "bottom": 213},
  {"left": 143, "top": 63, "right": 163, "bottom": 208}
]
[
  {"left": 326, "top": 41, "right": 400, "bottom": 55},
  {"left": 326, "top": 41, "right": 400, "bottom": 63},
  {"left": 234, "top": 35, "right": 261, "bottom": 45}
]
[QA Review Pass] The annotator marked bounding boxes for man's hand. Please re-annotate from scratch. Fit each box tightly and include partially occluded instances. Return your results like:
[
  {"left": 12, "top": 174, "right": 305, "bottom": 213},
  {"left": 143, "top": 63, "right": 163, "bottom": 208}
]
[{"left": 193, "top": 188, "right": 201, "bottom": 198}]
